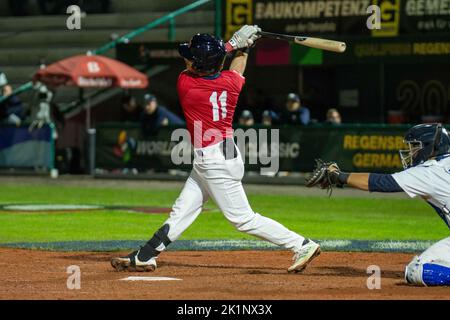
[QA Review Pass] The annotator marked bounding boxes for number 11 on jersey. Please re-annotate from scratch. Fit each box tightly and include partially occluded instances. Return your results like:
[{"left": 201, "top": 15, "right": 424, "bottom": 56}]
[{"left": 210, "top": 91, "right": 227, "bottom": 121}]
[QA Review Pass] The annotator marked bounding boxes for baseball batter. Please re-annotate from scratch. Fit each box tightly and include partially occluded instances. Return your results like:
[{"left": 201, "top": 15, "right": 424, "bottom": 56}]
[
  {"left": 111, "top": 26, "right": 321, "bottom": 273},
  {"left": 306, "top": 123, "right": 450, "bottom": 286}
]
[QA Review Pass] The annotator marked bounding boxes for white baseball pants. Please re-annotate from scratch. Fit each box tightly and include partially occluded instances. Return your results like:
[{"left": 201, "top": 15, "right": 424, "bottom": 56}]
[
  {"left": 162, "top": 141, "right": 306, "bottom": 252},
  {"left": 415, "top": 237, "right": 450, "bottom": 264}
]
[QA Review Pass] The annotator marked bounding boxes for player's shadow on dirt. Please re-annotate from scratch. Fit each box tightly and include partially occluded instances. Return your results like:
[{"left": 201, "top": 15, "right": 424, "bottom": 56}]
[
  {"left": 57, "top": 256, "right": 403, "bottom": 279},
  {"left": 59, "top": 256, "right": 282, "bottom": 273},
  {"left": 157, "top": 262, "right": 402, "bottom": 279},
  {"left": 58, "top": 254, "right": 112, "bottom": 261},
  {"left": 159, "top": 261, "right": 282, "bottom": 273},
  {"left": 310, "top": 266, "right": 403, "bottom": 279}
]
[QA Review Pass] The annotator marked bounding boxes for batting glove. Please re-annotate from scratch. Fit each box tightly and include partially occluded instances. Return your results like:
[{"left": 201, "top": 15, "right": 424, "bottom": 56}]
[{"left": 228, "top": 25, "right": 261, "bottom": 50}]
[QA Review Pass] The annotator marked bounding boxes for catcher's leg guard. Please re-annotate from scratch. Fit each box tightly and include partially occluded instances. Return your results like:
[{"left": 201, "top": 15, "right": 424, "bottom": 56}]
[
  {"left": 405, "top": 257, "right": 450, "bottom": 286},
  {"left": 405, "top": 237, "right": 450, "bottom": 286},
  {"left": 138, "top": 224, "right": 171, "bottom": 261},
  {"left": 422, "top": 263, "right": 450, "bottom": 286}
]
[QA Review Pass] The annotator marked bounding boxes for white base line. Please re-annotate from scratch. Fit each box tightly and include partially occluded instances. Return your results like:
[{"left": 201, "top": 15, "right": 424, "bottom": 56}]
[{"left": 120, "top": 276, "right": 182, "bottom": 281}]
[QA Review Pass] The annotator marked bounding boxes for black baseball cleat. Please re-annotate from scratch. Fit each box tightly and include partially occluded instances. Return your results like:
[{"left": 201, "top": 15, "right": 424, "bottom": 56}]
[{"left": 111, "top": 250, "right": 157, "bottom": 272}]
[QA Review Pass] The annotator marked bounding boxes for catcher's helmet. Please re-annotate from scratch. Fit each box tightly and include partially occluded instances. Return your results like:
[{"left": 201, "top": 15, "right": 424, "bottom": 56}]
[
  {"left": 178, "top": 33, "right": 226, "bottom": 75},
  {"left": 400, "top": 123, "right": 450, "bottom": 169}
]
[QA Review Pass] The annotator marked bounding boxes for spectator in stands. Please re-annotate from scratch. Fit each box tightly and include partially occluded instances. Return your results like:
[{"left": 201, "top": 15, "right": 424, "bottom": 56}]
[
  {"left": 325, "top": 108, "right": 342, "bottom": 125},
  {"left": 0, "top": 72, "right": 8, "bottom": 89},
  {"left": 0, "top": 72, "right": 25, "bottom": 127},
  {"left": 282, "top": 93, "right": 310, "bottom": 125},
  {"left": 261, "top": 110, "right": 279, "bottom": 126},
  {"left": 29, "top": 82, "right": 54, "bottom": 130},
  {"left": 140, "top": 94, "right": 184, "bottom": 136},
  {"left": 238, "top": 109, "right": 254, "bottom": 127},
  {"left": 120, "top": 93, "right": 141, "bottom": 122}
]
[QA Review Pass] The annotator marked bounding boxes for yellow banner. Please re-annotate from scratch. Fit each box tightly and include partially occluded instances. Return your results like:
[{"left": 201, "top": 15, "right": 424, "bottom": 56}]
[
  {"left": 225, "top": 0, "right": 253, "bottom": 40},
  {"left": 371, "top": 0, "right": 400, "bottom": 37}
]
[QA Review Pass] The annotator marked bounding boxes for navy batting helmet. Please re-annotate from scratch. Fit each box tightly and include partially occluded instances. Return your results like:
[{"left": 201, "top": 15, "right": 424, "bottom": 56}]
[
  {"left": 400, "top": 123, "right": 450, "bottom": 169},
  {"left": 178, "top": 34, "right": 226, "bottom": 75}
]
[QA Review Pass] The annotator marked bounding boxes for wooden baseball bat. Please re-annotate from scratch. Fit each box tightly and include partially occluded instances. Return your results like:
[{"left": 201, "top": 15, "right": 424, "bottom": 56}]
[{"left": 259, "top": 31, "right": 346, "bottom": 53}]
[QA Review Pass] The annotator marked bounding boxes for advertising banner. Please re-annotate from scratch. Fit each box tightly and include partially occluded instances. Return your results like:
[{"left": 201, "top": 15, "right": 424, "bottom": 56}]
[
  {"left": 0, "top": 125, "right": 54, "bottom": 168},
  {"left": 223, "top": 0, "right": 450, "bottom": 39},
  {"left": 95, "top": 123, "right": 438, "bottom": 174}
]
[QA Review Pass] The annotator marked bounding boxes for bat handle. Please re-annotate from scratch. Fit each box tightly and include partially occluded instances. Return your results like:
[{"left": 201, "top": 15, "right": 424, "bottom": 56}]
[{"left": 258, "top": 31, "right": 293, "bottom": 41}]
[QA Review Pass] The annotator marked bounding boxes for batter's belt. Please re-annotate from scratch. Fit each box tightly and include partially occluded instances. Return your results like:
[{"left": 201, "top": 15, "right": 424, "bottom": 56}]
[{"left": 194, "top": 138, "right": 238, "bottom": 160}]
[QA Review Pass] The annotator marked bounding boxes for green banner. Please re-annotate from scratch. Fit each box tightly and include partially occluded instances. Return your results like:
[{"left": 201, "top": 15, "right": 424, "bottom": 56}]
[
  {"left": 96, "top": 124, "right": 189, "bottom": 172},
  {"left": 95, "top": 123, "right": 443, "bottom": 174}
]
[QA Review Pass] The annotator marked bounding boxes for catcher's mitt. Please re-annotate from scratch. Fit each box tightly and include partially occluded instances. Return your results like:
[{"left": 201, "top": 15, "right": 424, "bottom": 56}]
[{"left": 305, "top": 159, "right": 342, "bottom": 195}]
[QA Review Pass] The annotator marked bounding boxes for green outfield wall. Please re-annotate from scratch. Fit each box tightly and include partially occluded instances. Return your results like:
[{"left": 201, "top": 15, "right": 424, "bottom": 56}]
[{"left": 96, "top": 123, "right": 449, "bottom": 173}]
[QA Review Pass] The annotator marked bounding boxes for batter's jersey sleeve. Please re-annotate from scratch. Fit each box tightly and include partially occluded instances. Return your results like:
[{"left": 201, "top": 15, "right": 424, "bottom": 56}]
[
  {"left": 392, "top": 166, "right": 433, "bottom": 198},
  {"left": 225, "top": 70, "right": 246, "bottom": 92}
]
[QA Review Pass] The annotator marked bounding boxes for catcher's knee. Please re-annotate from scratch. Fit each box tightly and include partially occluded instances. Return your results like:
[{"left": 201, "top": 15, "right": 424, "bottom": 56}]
[
  {"left": 421, "top": 263, "right": 450, "bottom": 286},
  {"left": 405, "top": 256, "right": 425, "bottom": 286},
  {"left": 405, "top": 255, "right": 450, "bottom": 286}
]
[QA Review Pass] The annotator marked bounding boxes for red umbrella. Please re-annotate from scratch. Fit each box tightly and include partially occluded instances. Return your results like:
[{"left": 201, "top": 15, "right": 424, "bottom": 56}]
[
  {"left": 33, "top": 54, "right": 149, "bottom": 131},
  {"left": 34, "top": 54, "right": 148, "bottom": 89},
  {"left": 33, "top": 55, "right": 150, "bottom": 175}
]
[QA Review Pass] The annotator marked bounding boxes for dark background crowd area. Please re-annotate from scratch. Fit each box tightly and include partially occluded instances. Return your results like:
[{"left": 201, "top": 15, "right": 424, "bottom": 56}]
[
  {"left": 109, "top": 87, "right": 342, "bottom": 130},
  {"left": 2, "top": 1, "right": 449, "bottom": 128},
  {"left": 5, "top": 0, "right": 111, "bottom": 16}
]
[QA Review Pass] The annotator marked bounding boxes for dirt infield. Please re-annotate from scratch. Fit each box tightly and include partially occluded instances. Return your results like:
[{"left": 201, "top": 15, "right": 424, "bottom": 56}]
[{"left": 0, "top": 248, "right": 449, "bottom": 300}]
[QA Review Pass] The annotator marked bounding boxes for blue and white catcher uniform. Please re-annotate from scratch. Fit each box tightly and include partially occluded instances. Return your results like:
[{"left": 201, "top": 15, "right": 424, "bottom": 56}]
[
  {"left": 392, "top": 155, "right": 450, "bottom": 286},
  {"left": 367, "top": 123, "right": 450, "bottom": 286}
]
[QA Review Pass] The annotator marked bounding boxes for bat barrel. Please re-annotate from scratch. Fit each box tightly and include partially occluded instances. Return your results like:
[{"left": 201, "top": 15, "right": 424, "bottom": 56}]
[
  {"left": 258, "top": 31, "right": 346, "bottom": 53},
  {"left": 295, "top": 37, "right": 346, "bottom": 53}
]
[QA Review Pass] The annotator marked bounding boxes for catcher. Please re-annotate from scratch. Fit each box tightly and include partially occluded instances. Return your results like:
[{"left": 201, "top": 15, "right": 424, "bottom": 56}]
[{"left": 306, "top": 123, "right": 450, "bottom": 286}]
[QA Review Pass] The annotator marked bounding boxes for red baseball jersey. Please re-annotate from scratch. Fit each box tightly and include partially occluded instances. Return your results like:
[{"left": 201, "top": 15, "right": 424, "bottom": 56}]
[{"left": 177, "top": 70, "right": 245, "bottom": 148}]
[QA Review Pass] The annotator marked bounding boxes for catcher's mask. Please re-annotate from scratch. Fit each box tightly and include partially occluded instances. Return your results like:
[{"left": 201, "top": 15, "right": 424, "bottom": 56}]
[{"left": 399, "top": 123, "right": 450, "bottom": 169}]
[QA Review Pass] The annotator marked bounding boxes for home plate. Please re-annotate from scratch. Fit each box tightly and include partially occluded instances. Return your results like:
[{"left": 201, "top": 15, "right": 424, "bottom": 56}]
[{"left": 120, "top": 276, "right": 181, "bottom": 282}]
